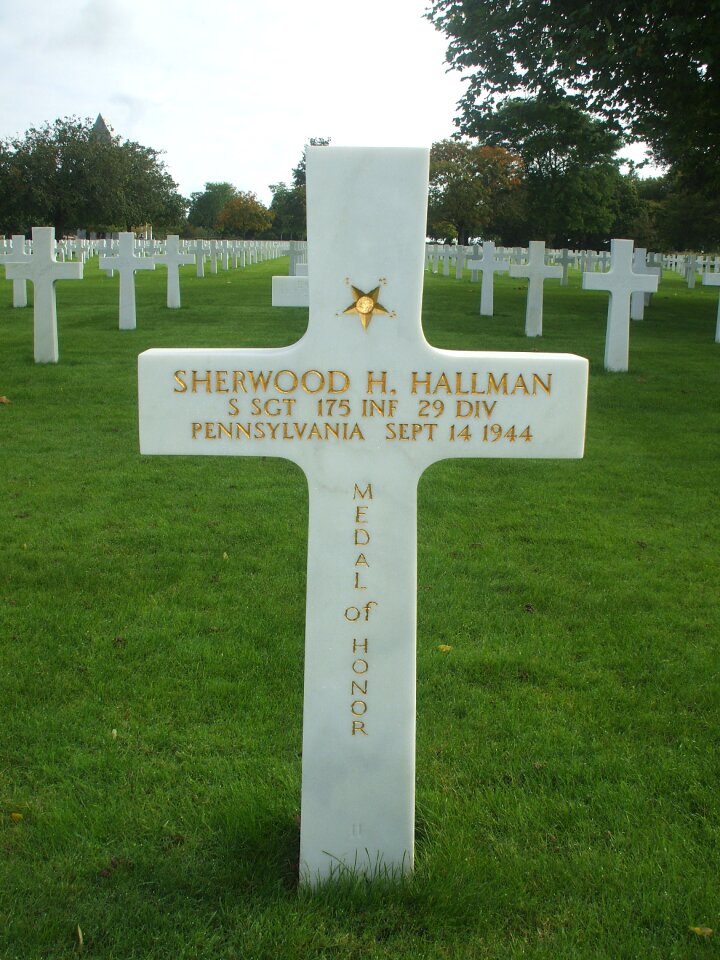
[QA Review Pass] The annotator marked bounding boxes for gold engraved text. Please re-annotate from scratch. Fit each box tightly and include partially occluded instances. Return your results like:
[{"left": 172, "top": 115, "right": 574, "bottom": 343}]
[
  {"left": 410, "top": 371, "right": 552, "bottom": 396},
  {"left": 174, "top": 369, "right": 351, "bottom": 394}
]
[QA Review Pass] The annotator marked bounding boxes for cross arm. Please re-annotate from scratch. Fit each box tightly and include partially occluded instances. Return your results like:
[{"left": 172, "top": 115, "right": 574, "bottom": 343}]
[{"left": 138, "top": 345, "right": 588, "bottom": 473}]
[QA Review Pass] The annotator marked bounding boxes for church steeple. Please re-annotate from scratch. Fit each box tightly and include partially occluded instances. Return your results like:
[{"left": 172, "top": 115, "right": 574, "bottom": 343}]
[{"left": 91, "top": 114, "right": 112, "bottom": 144}]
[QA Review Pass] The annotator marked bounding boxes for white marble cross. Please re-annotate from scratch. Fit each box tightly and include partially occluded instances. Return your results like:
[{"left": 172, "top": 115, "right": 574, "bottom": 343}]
[
  {"left": 98, "top": 239, "right": 115, "bottom": 276},
  {"left": 5, "top": 226, "right": 83, "bottom": 363},
  {"left": 190, "top": 240, "right": 207, "bottom": 278},
  {"left": 288, "top": 240, "right": 303, "bottom": 276},
  {"left": 441, "top": 244, "right": 452, "bottom": 276},
  {"left": 209, "top": 239, "right": 220, "bottom": 275},
  {"left": 630, "top": 248, "right": 662, "bottom": 319},
  {"left": 153, "top": 235, "right": 195, "bottom": 308},
  {"left": 466, "top": 241, "right": 509, "bottom": 316},
  {"left": 73, "top": 239, "right": 86, "bottom": 264},
  {"left": 138, "top": 147, "right": 588, "bottom": 885},
  {"left": 0, "top": 234, "right": 31, "bottom": 307},
  {"left": 701, "top": 270, "right": 720, "bottom": 343},
  {"left": 582, "top": 239, "right": 658, "bottom": 372},
  {"left": 99, "top": 232, "right": 156, "bottom": 330},
  {"left": 630, "top": 248, "right": 648, "bottom": 321},
  {"left": 509, "top": 240, "right": 563, "bottom": 336},
  {"left": 597, "top": 251, "right": 612, "bottom": 272},
  {"left": 220, "top": 240, "right": 230, "bottom": 271},
  {"left": 467, "top": 244, "right": 480, "bottom": 282},
  {"left": 556, "top": 248, "right": 577, "bottom": 287}
]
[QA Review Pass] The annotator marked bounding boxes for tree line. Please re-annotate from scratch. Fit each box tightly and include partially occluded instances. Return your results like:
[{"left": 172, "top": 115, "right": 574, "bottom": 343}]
[
  {"left": 0, "top": 117, "right": 186, "bottom": 240},
  {"left": 427, "top": 96, "right": 720, "bottom": 250},
  {"left": 425, "top": 0, "right": 720, "bottom": 249},
  {"left": 0, "top": 118, "right": 324, "bottom": 242},
  {"left": 2, "top": 86, "right": 718, "bottom": 250}
]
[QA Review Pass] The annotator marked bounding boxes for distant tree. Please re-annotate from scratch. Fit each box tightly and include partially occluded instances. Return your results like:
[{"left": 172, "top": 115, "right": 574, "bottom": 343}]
[
  {"left": 268, "top": 182, "right": 306, "bottom": 239},
  {"left": 0, "top": 116, "right": 186, "bottom": 237},
  {"left": 471, "top": 96, "right": 628, "bottom": 246},
  {"left": 426, "top": 0, "right": 720, "bottom": 186},
  {"left": 187, "top": 182, "right": 236, "bottom": 232},
  {"left": 215, "top": 191, "right": 273, "bottom": 238},
  {"left": 650, "top": 173, "right": 720, "bottom": 250},
  {"left": 428, "top": 140, "right": 523, "bottom": 244}
]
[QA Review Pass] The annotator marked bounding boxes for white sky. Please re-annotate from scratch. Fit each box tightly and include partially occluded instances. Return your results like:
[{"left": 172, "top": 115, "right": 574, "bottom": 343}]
[
  {"left": 0, "top": 0, "right": 657, "bottom": 206},
  {"left": 0, "top": 0, "right": 469, "bottom": 204}
]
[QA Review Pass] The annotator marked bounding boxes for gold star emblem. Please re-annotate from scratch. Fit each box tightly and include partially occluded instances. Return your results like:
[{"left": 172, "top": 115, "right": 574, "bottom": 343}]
[{"left": 342, "top": 285, "right": 390, "bottom": 331}]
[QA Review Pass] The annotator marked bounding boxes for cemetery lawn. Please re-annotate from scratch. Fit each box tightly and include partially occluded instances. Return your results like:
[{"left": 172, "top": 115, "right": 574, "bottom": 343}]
[{"left": 1, "top": 258, "right": 718, "bottom": 960}]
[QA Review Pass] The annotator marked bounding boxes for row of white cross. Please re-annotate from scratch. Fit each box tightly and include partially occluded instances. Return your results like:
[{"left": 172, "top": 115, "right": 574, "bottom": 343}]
[
  {"left": 278, "top": 238, "right": 662, "bottom": 369},
  {"left": 3, "top": 228, "right": 720, "bottom": 369},
  {"left": 423, "top": 239, "right": 720, "bottom": 361},
  {"left": 427, "top": 242, "right": 717, "bottom": 285},
  {"left": 0, "top": 234, "right": 283, "bottom": 268},
  {"left": 274, "top": 238, "right": 720, "bottom": 369},
  {"left": 0, "top": 229, "right": 286, "bottom": 362}
]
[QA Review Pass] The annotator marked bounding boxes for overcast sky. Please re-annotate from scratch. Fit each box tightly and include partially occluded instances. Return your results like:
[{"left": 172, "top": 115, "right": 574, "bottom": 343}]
[
  {"left": 0, "top": 0, "right": 470, "bottom": 204},
  {"left": 0, "top": 0, "right": 652, "bottom": 206}
]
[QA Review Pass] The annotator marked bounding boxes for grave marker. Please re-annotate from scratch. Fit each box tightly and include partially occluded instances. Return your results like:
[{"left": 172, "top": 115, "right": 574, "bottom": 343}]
[
  {"left": 153, "top": 235, "right": 195, "bottom": 308},
  {"left": 209, "top": 239, "right": 219, "bottom": 275},
  {"left": 466, "top": 241, "right": 509, "bottom": 316},
  {"left": 556, "top": 248, "right": 577, "bottom": 287},
  {"left": 138, "top": 147, "right": 588, "bottom": 885},
  {"left": 582, "top": 238, "right": 658, "bottom": 372},
  {"left": 509, "top": 240, "right": 562, "bottom": 337},
  {"left": 99, "top": 232, "right": 156, "bottom": 330},
  {"left": 191, "top": 240, "right": 207, "bottom": 278},
  {"left": 630, "top": 247, "right": 648, "bottom": 321},
  {"left": 0, "top": 234, "right": 31, "bottom": 307},
  {"left": 5, "top": 226, "right": 83, "bottom": 363},
  {"left": 701, "top": 271, "right": 720, "bottom": 342}
]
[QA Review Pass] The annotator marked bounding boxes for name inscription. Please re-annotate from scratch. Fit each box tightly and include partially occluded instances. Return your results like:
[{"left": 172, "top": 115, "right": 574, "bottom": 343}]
[{"left": 172, "top": 369, "right": 552, "bottom": 447}]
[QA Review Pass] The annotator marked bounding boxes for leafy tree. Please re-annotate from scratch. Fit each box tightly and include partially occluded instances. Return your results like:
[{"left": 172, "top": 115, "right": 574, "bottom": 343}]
[
  {"left": 215, "top": 191, "right": 273, "bottom": 238},
  {"left": 473, "top": 97, "right": 622, "bottom": 179},
  {"left": 428, "top": 139, "right": 523, "bottom": 243},
  {"left": 471, "top": 96, "right": 630, "bottom": 246},
  {"left": 268, "top": 182, "right": 306, "bottom": 239},
  {"left": 647, "top": 174, "right": 720, "bottom": 250},
  {"left": 187, "top": 182, "right": 236, "bottom": 232},
  {"left": 426, "top": 0, "right": 720, "bottom": 185},
  {"left": 0, "top": 116, "right": 186, "bottom": 237}
]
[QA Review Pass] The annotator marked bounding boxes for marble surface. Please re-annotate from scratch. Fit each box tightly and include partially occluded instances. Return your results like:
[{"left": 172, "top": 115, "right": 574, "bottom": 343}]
[
  {"left": 153, "top": 235, "right": 194, "bottom": 308},
  {"left": 510, "top": 240, "right": 563, "bottom": 337},
  {"left": 466, "top": 241, "right": 509, "bottom": 315},
  {"left": 138, "top": 147, "right": 589, "bottom": 885},
  {"left": 583, "top": 239, "right": 658, "bottom": 372},
  {"left": 272, "top": 275, "right": 309, "bottom": 307},
  {"left": 0, "top": 235, "right": 31, "bottom": 307},
  {"left": 5, "top": 227, "right": 83, "bottom": 363},
  {"left": 702, "top": 270, "right": 720, "bottom": 342},
  {"left": 99, "top": 232, "right": 155, "bottom": 330}
]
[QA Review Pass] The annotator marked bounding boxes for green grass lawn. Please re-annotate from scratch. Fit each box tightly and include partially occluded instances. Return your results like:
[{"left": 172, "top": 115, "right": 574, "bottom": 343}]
[{"left": 1, "top": 257, "right": 718, "bottom": 959}]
